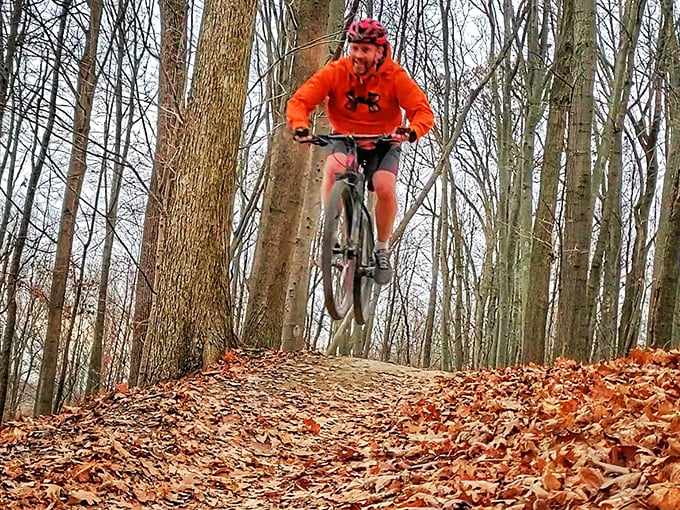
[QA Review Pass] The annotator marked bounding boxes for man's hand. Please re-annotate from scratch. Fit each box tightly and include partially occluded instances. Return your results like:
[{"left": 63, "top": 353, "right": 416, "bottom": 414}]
[
  {"left": 293, "top": 127, "right": 312, "bottom": 142},
  {"left": 392, "top": 126, "right": 417, "bottom": 143}
]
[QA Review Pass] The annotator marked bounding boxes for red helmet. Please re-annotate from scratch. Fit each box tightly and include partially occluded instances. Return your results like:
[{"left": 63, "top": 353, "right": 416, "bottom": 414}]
[{"left": 347, "top": 19, "right": 387, "bottom": 45}]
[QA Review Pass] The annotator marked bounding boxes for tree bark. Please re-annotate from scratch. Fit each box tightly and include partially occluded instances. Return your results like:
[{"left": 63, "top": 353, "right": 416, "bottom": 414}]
[
  {"left": 129, "top": 0, "right": 188, "bottom": 386},
  {"left": 281, "top": 141, "right": 324, "bottom": 351},
  {"left": 281, "top": 0, "right": 345, "bottom": 353},
  {"left": 516, "top": 0, "right": 548, "bottom": 361},
  {"left": 648, "top": 3, "right": 680, "bottom": 349},
  {"left": 557, "top": 0, "right": 596, "bottom": 362},
  {"left": 584, "top": 0, "right": 644, "bottom": 359},
  {"left": 242, "top": 0, "right": 330, "bottom": 349},
  {"left": 521, "top": 0, "right": 572, "bottom": 364},
  {"left": 139, "top": 0, "right": 257, "bottom": 385}
]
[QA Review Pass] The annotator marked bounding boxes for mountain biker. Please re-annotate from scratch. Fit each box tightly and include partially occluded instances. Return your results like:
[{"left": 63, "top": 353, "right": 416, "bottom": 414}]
[{"left": 286, "top": 18, "right": 434, "bottom": 285}]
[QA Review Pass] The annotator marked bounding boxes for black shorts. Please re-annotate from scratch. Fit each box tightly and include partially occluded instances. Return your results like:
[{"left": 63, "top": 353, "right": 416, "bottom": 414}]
[{"left": 327, "top": 139, "right": 401, "bottom": 191}]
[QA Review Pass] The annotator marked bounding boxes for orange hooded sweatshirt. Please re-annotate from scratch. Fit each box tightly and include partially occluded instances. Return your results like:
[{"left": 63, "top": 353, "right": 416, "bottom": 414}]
[{"left": 286, "top": 46, "right": 434, "bottom": 139}]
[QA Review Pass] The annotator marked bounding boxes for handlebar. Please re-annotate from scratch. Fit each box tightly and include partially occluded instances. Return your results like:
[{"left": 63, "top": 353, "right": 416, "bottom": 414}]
[{"left": 299, "top": 133, "right": 397, "bottom": 147}]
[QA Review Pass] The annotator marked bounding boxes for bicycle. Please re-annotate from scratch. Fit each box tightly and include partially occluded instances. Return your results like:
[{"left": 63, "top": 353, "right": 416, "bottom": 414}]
[{"left": 302, "top": 133, "right": 396, "bottom": 325}]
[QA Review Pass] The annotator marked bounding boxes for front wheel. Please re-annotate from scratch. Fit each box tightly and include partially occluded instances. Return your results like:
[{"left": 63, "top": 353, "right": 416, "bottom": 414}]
[
  {"left": 322, "top": 182, "right": 355, "bottom": 320},
  {"left": 353, "top": 208, "right": 375, "bottom": 325}
]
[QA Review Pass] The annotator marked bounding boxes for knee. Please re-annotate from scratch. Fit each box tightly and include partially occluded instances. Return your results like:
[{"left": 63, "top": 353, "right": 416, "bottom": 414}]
[
  {"left": 324, "top": 154, "right": 347, "bottom": 178},
  {"left": 372, "top": 174, "right": 396, "bottom": 199}
]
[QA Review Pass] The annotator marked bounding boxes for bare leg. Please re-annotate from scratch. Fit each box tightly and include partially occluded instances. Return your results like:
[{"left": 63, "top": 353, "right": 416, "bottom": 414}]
[
  {"left": 371, "top": 170, "right": 397, "bottom": 243},
  {"left": 321, "top": 152, "right": 349, "bottom": 206}
]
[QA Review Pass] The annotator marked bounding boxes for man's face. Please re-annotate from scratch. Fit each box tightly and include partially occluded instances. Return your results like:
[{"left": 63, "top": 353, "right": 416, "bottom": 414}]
[{"left": 349, "top": 42, "right": 384, "bottom": 76}]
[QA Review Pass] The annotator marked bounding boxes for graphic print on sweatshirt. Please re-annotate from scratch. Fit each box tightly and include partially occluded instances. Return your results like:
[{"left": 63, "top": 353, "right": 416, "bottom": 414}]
[{"left": 345, "top": 90, "right": 382, "bottom": 112}]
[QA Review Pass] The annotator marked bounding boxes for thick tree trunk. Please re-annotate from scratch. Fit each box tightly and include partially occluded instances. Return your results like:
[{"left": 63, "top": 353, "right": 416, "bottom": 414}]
[
  {"left": 139, "top": 0, "right": 257, "bottom": 385},
  {"left": 281, "top": 0, "right": 345, "bottom": 353},
  {"left": 280, "top": 148, "right": 323, "bottom": 352},
  {"left": 557, "top": 0, "right": 596, "bottom": 362},
  {"left": 129, "top": 0, "right": 188, "bottom": 386},
  {"left": 35, "top": 0, "right": 103, "bottom": 417},
  {"left": 242, "top": 0, "right": 330, "bottom": 349}
]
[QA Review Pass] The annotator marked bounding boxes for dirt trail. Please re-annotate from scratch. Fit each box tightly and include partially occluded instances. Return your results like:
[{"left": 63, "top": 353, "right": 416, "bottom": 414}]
[
  {"left": 2, "top": 349, "right": 680, "bottom": 509},
  {"left": 0, "top": 352, "right": 447, "bottom": 509}
]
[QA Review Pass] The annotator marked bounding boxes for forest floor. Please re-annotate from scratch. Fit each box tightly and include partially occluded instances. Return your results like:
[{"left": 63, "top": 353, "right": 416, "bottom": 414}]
[{"left": 1, "top": 349, "right": 680, "bottom": 509}]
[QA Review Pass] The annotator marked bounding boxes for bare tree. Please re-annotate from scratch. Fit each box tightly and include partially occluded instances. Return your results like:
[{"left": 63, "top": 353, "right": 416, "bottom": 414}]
[
  {"left": 242, "top": 0, "right": 331, "bottom": 349},
  {"left": 129, "top": 0, "right": 188, "bottom": 386},
  {"left": 0, "top": 0, "right": 72, "bottom": 421},
  {"left": 36, "top": 0, "right": 104, "bottom": 416},
  {"left": 139, "top": 0, "right": 257, "bottom": 384},
  {"left": 557, "top": 0, "right": 597, "bottom": 362},
  {"left": 88, "top": 0, "right": 137, "bottom": 394},
  {"left": 647, "top": 0, "right": 680, "bottom": 348},
  {"left": 0, "top": 0, "right": 23, "bottom": 136},
  {"left": 522, "top": 0, "right": 572, "bottom": 364}
]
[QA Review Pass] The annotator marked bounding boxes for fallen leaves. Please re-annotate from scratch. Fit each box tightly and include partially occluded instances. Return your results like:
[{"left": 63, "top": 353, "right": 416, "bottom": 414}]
[
  {"left": 1, "top": 349, "right": 680, "bottom": 508},
  {"left": 303, "top": 417, "right": 321, "bottom": 434},
  {"left": 67, "top": 489, "right": 100, "bottom": 505}
]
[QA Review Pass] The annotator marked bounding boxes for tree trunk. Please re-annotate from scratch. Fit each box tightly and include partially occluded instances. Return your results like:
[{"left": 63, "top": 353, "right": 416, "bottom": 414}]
[
  {"left": 618, "top": 80, "right": 661, "bottom": 354},
  {"left": 584, "top": 0, "right": 644, "bottom": 359},
  {"left": 521, "top": 0, "right": 572, "bottom": 364},
  {"left": 0, "top": 109, "right": 22, "bottom": 267},
  {"left": 139, "top": 0, "right": 257, "bottom": 385},
  {"left": 88, "top": 0, "right": 134, "bottom": 393},
  {"left": 422, "top": 193, "right": 441, "bottom": 368},
  {"left": 35, "top": 0, "right": 103, "bottom": 416},
  {"left": 281, "top": 137, "right": 324, "bottom": 351},
  {"left": 648, "top": 4, "right": 680, "bottom": 348},
  {"left": 493, "top": 1, "right": 516, "bottom": 367},
  {"left": 242, "top": 0, "right": 330, "bottom": 349},
  {"left": 129, "top": 0, "right": 188, "bottom": 386},
  {"left": 1, "top": 3, "right": 70, "bottom": 420},
  {"left": 449, "top": 177, "right": 467, "bottom": 369},
  {"left": 556, "top": 0, "right": 596, "bottom": 362},
  {"left": 440, "top": 161, "right": 452, "bottom": 371},
  {"left": 516, "top": 0, "right": 548, "bottom": 361},
  {"left": 281, "top": 0, "right": 345, "bottom": 353}
]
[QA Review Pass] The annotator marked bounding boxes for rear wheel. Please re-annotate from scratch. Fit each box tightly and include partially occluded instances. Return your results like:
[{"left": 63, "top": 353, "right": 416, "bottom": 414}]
[
  {"left": 322, "top": 181, "right": 355, "bottom": 320},
  {"left": 353, "top": 208, "right": 375, "bottom": 325}
]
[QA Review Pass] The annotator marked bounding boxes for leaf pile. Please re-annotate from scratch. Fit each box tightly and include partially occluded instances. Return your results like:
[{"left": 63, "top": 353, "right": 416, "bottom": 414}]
[{"left": 1, "top": 349, "right": 680, "bottom": 509}]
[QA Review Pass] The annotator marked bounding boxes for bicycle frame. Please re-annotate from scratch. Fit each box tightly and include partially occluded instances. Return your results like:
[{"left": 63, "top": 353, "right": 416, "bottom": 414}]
[
  {"left": 305, "top": 133, "right": 394, "bottom": 263},
  {"left": 303, "top": 133, "right": 395, "bottom": 321}
]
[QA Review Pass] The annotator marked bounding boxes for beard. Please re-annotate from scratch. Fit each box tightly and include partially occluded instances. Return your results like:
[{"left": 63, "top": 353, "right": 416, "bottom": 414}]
[{"left": 351, "top": 57, "right": 373, "bottom": 76}]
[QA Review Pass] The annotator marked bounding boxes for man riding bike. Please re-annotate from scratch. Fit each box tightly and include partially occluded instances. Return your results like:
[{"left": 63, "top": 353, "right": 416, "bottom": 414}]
[{"left": 286, "top": 18, "right": 434, "bottom": 285}]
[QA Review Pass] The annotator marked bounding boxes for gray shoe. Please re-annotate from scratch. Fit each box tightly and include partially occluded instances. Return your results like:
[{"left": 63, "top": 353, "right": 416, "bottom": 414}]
[{"left": 373, "top": 248, "right": 392, "bottom": 284}]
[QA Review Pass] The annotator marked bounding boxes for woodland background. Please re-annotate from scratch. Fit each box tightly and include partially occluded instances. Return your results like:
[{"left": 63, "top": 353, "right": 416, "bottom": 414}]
[{"left": 0, "top": 0, "right": 679, "bottom": 422}]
